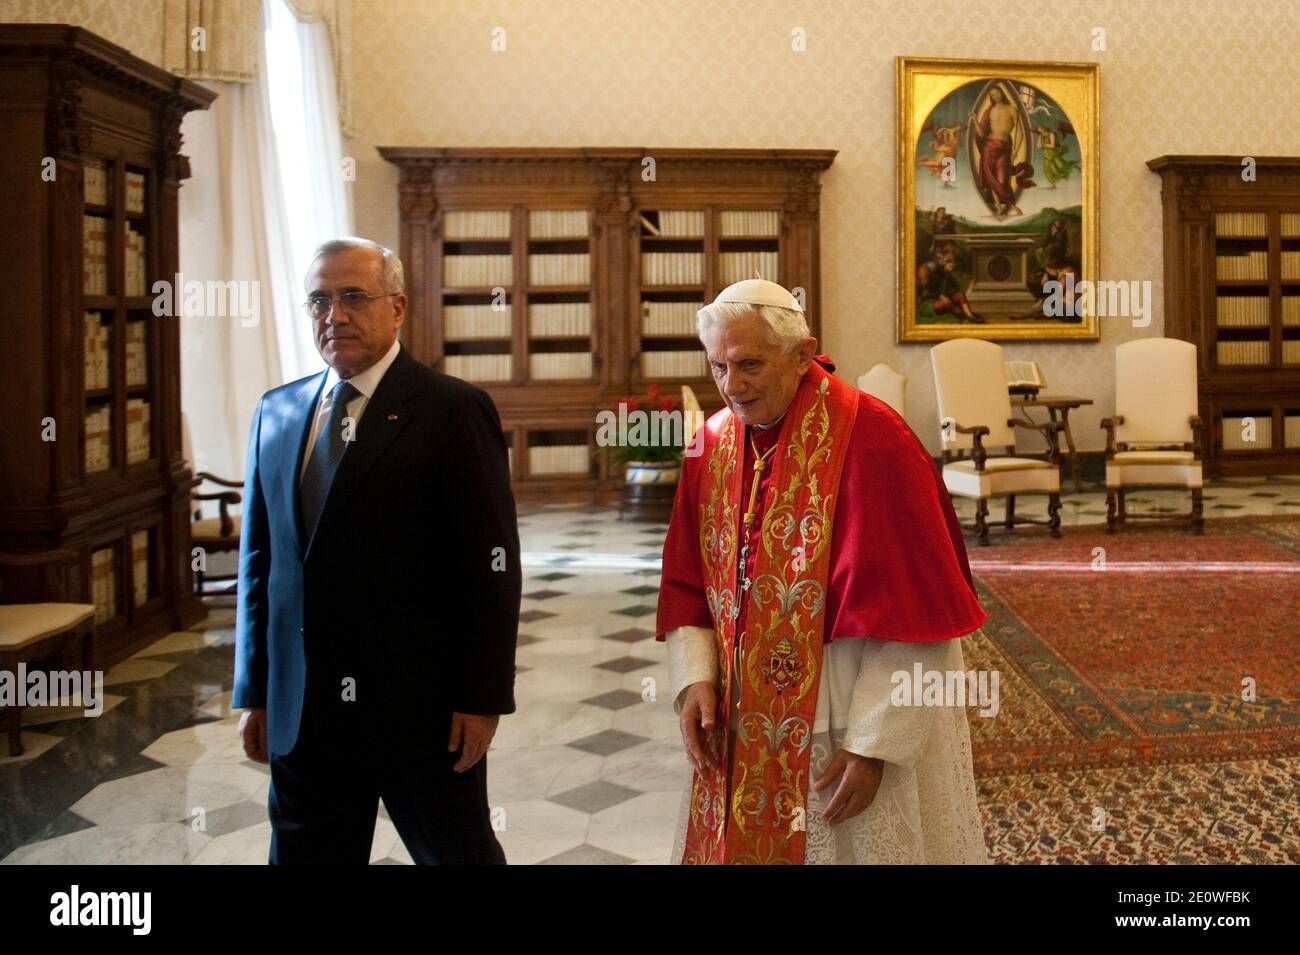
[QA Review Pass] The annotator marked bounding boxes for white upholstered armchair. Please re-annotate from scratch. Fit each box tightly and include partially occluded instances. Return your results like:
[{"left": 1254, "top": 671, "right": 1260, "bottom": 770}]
[
  {"left": 930, "top": 339, "right": 1063, "bottom": 546},
  {"left": 1102, "top": 338, "right": 1204, "bottom": 533},
  {"left": 857, "top": 362, "right": 907, "bottom": 417}
]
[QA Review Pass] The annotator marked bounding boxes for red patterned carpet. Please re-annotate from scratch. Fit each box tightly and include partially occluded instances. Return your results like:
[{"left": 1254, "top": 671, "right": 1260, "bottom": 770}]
[{"left": 961, "top": 517, "right": 1300, "bottom": 863}]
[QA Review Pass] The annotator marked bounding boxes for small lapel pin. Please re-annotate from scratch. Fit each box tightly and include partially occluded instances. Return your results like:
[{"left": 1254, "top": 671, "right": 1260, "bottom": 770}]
[{"left": 387, "top": 414, "right": 398, "bottom": 421}]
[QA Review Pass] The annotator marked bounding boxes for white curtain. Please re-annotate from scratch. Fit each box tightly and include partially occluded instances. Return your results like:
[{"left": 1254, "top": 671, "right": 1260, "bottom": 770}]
[{"left": 179, "top": 0, "right": 354, "bottom": 481}]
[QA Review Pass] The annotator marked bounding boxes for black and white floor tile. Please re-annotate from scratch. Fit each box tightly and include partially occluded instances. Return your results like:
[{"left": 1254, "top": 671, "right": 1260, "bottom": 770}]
[{"left": 2, "top": 475, "right": 1297, "bottom": 864}]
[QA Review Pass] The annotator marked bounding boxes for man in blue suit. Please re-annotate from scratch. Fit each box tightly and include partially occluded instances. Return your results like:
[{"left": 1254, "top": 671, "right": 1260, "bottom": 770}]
[{"left": 233, "top": 237, "right": 520, "bottom": 864}]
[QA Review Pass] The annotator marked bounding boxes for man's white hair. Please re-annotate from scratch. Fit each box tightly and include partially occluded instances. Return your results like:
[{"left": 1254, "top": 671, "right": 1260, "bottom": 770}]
[
  {"left": 696, "top": 301, "right": 811, "bottom": 353},
  {"left": 308, "top": 236, "right": 405, "bottom": 295}
]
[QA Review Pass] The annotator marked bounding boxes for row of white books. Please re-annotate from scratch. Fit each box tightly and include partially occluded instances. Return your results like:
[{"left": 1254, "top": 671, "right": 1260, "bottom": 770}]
[
  {"left": 84, "top": 161, "right": 146, "bottom": 212},
  {"left": 85, "top": 405, "right": 112, "bottom": 472},
  {"left": 125, "top": 171, "right": 146, "bottom": 214},
  {"left": 528, "top": 253, "right": 590, "bottom": 285},
  {"left": 641, "top": 300, "right": 702, "bottom": 337},
  {"left": 1283, "top": 213, "right": 1300, "bottom": 237},
  {"left": 1282, "top": 251, "right": 1300, "bottom": 279},
  {"left": 1222, "top": 416, "right": 1274, "bottom": 450},
  {"left": 1216, "top": 251, "right": 1268, "bottom": 281},
  {"left": 719, "top": 210, "right": 780, "bottom": 237},
  {"left": 443, "top": 348, "right": 714, "bottom": 381},
  {"left": 125, "top": 223, "right": 148, "bottom": 297},
  {"left": 439, "top": 299, "right": 711, "bottom": 340},
  {"left": 528, "top": 353, "right": 593, "bottom": 379},
  {"left": 642, "top": 210, "right": 705, "bottom": 237},
  {"left": 529, "top": 301, "right": 591, "bottom": 337},
  {"left": 642, "top": 252, "right": 702, "bottom": 285},
  {"left": 718, "top": 251, "right": 779, "bottom": 284},
  {"left": 131, "top": 530, "right": 149, "bottom": 608},
  {"left": 443, "top": 210, "right": 511, "bottom": 240},
  {"left": 1216, "top": 296, "right": 1270, "bottom": 327},
  {"left": 1286, "top": 341, "right": 1300, "bottom": 364},
  {"left": 443, "top": 254, "right": 512, "bottom": 287},
  {"left": 91, "top": 547, "right": 116, "bottom": 623},
  {"left": 83, "top": 317, "right": 149, "bottom": 388},
  {"left": 1213, "top": 296, "right": 1300, "bottom": 327},
  {"left": 126, "top": 397, "right": 151, "bottom": 464},
  {"left": 84, "top": 314, "right": 111, "bottom": 389},
  {"left": 443, "top": 353, "right": 513, "bottom": 381},
  {"left": 1216, "top": 340, "right": 1271, "bottom": 365},
  {"left": 528, "top": 445, "right": 590, "bottom": 475},
  {"left": 443, "top": 209, "right": 593, "bottom": 241},
  {"left": 83, "top": 215, "right": 110, "bottom": 295},
  {"left": 528, "top": 209, "right": 589, "bottom": 238},
  {"left": 84, "top": 159, "right": 111, "bottom": 207},
  {"left": 1210, "top": 416, "right": 1300, "bottom": 450},
  {"left": 444, "top": 304, "right": 512, "bottom": 339},
  {"left": 641, "top": 351, "right": 708, "bottom": 378},
  {"left": 125, "top": 320, "right": 148, "bottom": 385},
  {"left": 440, "top": 208, "right": 778, "bottom": 241},
  {"left": 1215, "top": 211, "right": 1267, "bottom": 238}
]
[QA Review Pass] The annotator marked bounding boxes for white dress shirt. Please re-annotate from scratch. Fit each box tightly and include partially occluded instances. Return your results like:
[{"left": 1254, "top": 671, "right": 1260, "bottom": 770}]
[{"left": 299, "top": 337, "right": 402, "bottom": 481}]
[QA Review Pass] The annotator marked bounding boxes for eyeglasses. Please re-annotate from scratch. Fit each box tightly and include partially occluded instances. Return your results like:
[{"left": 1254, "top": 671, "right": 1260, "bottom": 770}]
[{"left": 303, "top": 291, "right": 398, "bottom": 319}]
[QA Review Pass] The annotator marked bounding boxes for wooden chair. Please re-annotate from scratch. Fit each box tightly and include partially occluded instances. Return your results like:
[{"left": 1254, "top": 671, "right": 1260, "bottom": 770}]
[
  {"left": 857, "top": 362, "right": 907, "bottom": 417},
  {"left": 930, "top": 339, "right": 1063, "bottom": 546},
  {"left": 0, "top": 548, "right": 94, "bottom": 757},
  {"left": 1102, "top": 338, "right": 1204, "bottom": 533},
  {"left": 183, "top": 413, "right": 243, "bottom": 596}
]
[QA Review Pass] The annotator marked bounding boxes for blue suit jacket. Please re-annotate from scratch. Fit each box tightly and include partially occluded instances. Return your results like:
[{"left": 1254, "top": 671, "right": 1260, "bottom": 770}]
[{"left": 231, "top": 345, "right": 521, "bottom": 756}]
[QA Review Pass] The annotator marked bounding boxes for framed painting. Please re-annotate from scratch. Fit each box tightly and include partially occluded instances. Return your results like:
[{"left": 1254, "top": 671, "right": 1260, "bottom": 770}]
[{"left": 896, "top": 56, "right": 1100, "bottom": 341}]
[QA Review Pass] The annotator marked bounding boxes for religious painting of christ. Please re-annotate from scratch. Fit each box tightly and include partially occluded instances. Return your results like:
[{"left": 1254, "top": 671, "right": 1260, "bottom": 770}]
[
  {"left": 896, "top": 57, "right": 1100, "bottom": 342},
  {"left": 968, "top": 81, "right": 1034, "bottom": 219}
]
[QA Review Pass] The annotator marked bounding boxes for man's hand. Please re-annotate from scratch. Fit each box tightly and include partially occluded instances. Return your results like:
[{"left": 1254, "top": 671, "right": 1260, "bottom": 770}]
[
  {"left": 812, "top": 750, "right": 883, "bottom": 827},
  {"left": 448, "top": 711, "right": 499, "bottom": 772},
  {"left": 679, "top": 681, "right": 719, "bottom": 775},
  {"left": 238, "top": 708, "right": 269, "bottom": 764}
]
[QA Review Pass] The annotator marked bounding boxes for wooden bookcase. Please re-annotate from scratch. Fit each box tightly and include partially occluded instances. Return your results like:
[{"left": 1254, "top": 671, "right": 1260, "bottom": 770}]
[
  {"left": 1148, "top": 156, "right": 1300, "bottom": 477},
  {"left": 0, "top": 25, "right": 213, "bottom": 667},
  {"left": 380, "top": 147, "right": 836, "bottom": 502}
]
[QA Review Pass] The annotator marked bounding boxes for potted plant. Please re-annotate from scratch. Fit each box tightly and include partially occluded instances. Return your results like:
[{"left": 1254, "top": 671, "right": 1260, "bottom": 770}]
[{"left": 598, "top": 383, "right": 686, "bottom": 519}]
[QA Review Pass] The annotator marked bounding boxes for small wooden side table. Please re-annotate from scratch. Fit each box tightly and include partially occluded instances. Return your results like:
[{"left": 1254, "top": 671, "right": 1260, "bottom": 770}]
[{"left": 1012, "top": 395, "right": 1094, "bottom": 492}]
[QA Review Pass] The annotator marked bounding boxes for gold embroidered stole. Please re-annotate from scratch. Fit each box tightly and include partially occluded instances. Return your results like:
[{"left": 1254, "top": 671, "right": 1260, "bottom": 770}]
[{"left": 683, "top": 364, "right": 859, "bottom": 864}]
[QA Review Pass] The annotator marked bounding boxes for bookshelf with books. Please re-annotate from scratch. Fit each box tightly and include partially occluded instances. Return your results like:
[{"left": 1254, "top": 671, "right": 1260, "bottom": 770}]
[
  {"left": 0, "top": 26, "right": 212, "bottom": 666},
  {"left": 1149, "top": 156, "right": 1300, "bottom": 476},
  {"left": 636, "top": 206, "right": 784, "bottom": 384},
  {"left": 382, "top": 146, "right": 834, "bottom": 502}
]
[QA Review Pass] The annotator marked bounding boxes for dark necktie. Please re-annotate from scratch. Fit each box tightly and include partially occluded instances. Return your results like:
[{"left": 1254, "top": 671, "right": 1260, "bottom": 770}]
[{"left": 299, "top": 380, "right": 359, "bottom": 540}]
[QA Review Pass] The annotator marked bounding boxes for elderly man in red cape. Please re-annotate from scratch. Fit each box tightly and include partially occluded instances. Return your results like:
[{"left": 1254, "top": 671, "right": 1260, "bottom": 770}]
[{"left": 656, "top": 279, "right": 991, "bottom": 865}]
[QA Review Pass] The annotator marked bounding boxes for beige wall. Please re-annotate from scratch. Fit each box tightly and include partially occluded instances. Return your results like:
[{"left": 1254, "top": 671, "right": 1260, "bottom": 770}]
[
  {"left": 0, "top": 0, "right": 164, "bottom": 61},
  {"left": 343, "top": 0, "right": 1300, "bottom": 453},
  {"left": 11, "top": 0, "right": 1300, "bottom": 452}
]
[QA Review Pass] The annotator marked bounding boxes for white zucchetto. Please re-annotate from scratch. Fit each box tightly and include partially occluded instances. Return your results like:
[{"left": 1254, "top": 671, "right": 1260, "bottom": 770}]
[{"left": 710, "top": 278, "right": 804, "bottom": 312}]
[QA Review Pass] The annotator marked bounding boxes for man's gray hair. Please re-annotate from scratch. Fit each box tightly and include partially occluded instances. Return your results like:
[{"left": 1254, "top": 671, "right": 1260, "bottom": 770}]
[
  {"left": 696, "top": 301, "right": 811, "bottom": 353},
  {"left": 308, "top": 236, "right": 405, "bottom": 295}
]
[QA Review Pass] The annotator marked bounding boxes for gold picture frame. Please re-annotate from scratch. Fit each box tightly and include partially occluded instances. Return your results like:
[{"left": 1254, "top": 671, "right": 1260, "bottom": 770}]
[{"left": 897, "top": 56, "right": 1100, "bottom": 341}]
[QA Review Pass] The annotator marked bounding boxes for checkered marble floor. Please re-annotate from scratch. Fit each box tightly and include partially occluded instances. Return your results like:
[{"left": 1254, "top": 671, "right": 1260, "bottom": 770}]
[
  {"left": 3, "top": 474, "right": 1297, "bottom": 864},
  {"left": 0, "top": 505, "right": 682, "bottom": 865}
]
